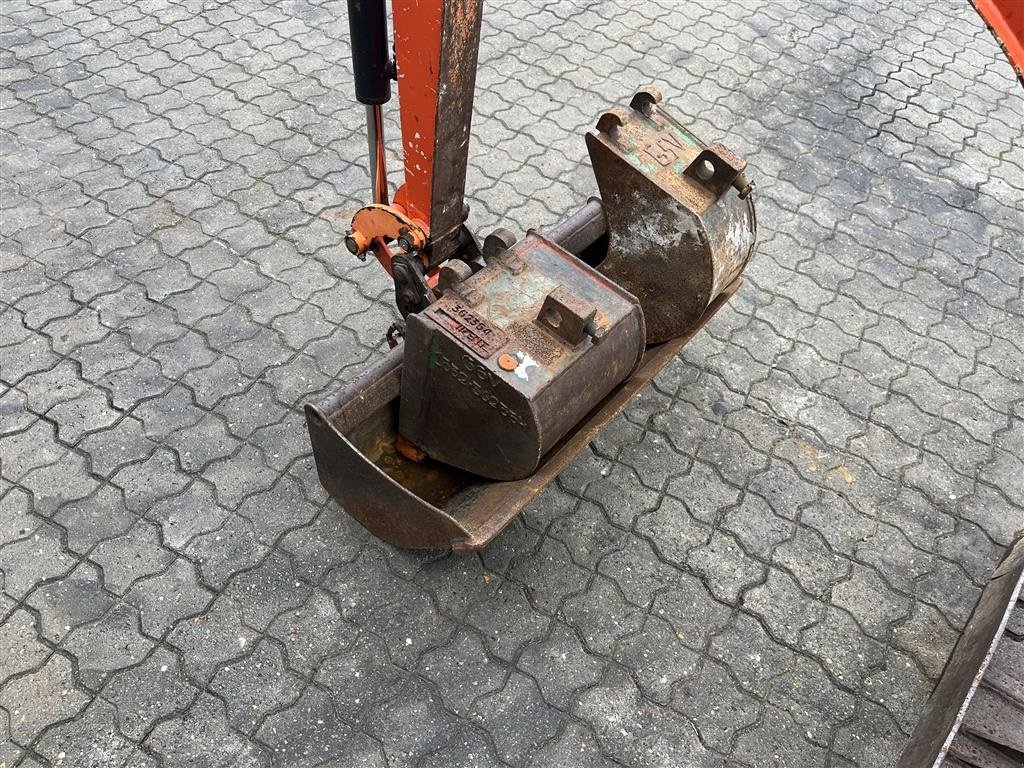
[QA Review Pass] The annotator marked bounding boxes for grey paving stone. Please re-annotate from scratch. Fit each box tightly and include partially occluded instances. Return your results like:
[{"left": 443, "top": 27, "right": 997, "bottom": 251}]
[
  {"left": 146, "top": 478, "right": 232, "bottom": 551},
  {"left": 508, "top": 536, "right": 589, "bottom": 614},
  {"left": 226, "top": 549, "right": 310, "bottom": 632},
  {"left": 315, "top": 631, "right": 407, "bottom": 723},
  {"left": 0, "top": 485, "right": 34, "bottom": 547},
  {"left": 0, "top": 706, "right": 20, "bottom": 767},
  {"left": 597, "top": 536, "right": 683, "bottom": 609},
  {"left": 769, "top": 655, "right": 857, "bottom": 747},
  {"left": 357, "top": 574, "right": 454, "bottom": 668},
  {"left": 801, "top": 605, "right": 887, "bottom": 686},
  {"left": 0, "top": 417, "right": 64, "bottom": 483},
  {"left": 20, "top": 447, "right": 98, "bottom": 516},
  {"left": 2, "top": 0, "right": 1023, "bottom": 763},
  {"left": 52, "top": 482, "right": 135, "bottom": 555},
  {"left": 90, "top": 519, "right": 174, "bottom": 595},
  {"left": 0, "top": 387, "right": 35, "bottom": 437},
  {"left": 743, "top": 568, "right": 827, "bottom": 645},
  {"left": 418, "top": 724, "right": 502, "bottom": 768},
  {"left": 205, "top": 443, "right": 277, "bottom": 509},
  {"left": 99, "top": 357, "right": 172, "bottom": 411},
  {"left": 266, "top": 589, "right": 354, "bottom": 677},
  {"left": 125, "top": 556, "right": 214, "bottom": 638},
  {"left": 733, "top": 705, "right": 827, "bottom": 768},
  {"left": 466, "top": 580, "right": 551, "bottom": 661},
  {"left": 546, "top": 500, "right": 626, "bottom": 570},
  {"left": 833, "top": 700, "right": 908, "bottom": 768},
  {"left": 673, "top": 658, "right": 761, "bottom": 755},
  {"left": 101, "top": 646, "right": 198, "bottom": 741},
  {"left": 686, "top": 530, "right": 767, "bottom": 605},
  {"left": 145, "top": 692, "right": 269, "bottom": 768},
  {"left": 863, "top": 648, "right": 935, "bottom": 733},
  {"left": 773, "top": 526, "right": 851, "bottom": 599},
  {"left": 893, "top": 601, "right": 961, "bottom": 680},
  {"left": 209, "top": 638, "right": 302, "bottom": 734},
  {"left": 561, "top": 575, "right": 644, "bottom": 657},
  {"left": 365, "top": 680, "right": 459, "bottom": 768},
  {"left": 110, "top": 448, "right": 190, "bottom": 514},
  {"left": 0, "top": 653, "right": 89, "bottom": 744},
  {"left": 576, "top": 665, "right": 716, "bottom": 767},
  {"left": 710, "top": 612, "right": 799, "bottom": 697},
  {"left": 62, "top": 602, "right": 154, "bottom": 690},
  {"left": 525, "top": 720, "right": 617, "bottom": 768},
  {"left": 25, "top": 560, "right": 113, "bottom": 643},
  {"left": 256, "top": 684, "right": 352, "bottom": 765},
  {"left": 163, "top": 412, "right": 240, "bottom": 473},
  {"left": 0, "top": 608, "right": 49, "bottom": 682},
  {"left": 419, "top": 629, "right": 508, "bottom": 716},
  {"left": 0, "top": 520, "right": 77, "bottom": 600},
  {"left": 185, "top": 512, "right": 269, "bottom": 590},
  {"left": 470, "top": 671, "right": 563, "bottom": 767},
  {"left": 132, "top": 388, "right": 206, "bottom": 444},
  {"left": 237, "top": 474, "right": 319, "bottom": 546},
  {"left": 279, "top": 509, "right": 365, "bottom": 583},
  {"left": 832, "top": 564, "right": 912, "bottom": 641},
  {"left": 34, "top": 698, "right": 136, "bottom": 768}
]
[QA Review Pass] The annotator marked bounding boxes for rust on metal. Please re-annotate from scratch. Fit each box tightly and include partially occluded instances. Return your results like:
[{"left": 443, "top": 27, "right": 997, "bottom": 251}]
[
  {"left": 586, "top": 87, "right": 757, "bottom": 343},
  {"left": 304, "top": 279, "right": 740, "bottom": 551},
  {"left": 394, "top": 434, "right": 426, "bottom": 463},
  {"left": 399, "top": 232, "right": 645, "bottom": 481},
  {"left": 423, "top": 294, "right": 508, "bottom": 359},
  {"left": 536, "top": 285, "right": 598, "bottom": 347}
]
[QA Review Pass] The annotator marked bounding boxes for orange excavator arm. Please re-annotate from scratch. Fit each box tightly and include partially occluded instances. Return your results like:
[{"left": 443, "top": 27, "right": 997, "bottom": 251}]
[{"left": 344, "top": 0, "right": 484, "bottom": 315}]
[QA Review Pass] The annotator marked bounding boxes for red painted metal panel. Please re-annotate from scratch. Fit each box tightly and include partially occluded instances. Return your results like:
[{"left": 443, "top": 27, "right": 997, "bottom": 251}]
[{"left": 974, "top": 0, "right": 1024, "bottom": 82}]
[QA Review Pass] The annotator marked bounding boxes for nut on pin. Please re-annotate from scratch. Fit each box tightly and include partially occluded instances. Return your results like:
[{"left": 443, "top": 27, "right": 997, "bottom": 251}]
[
  {"left": 396, "top": 227, "right": 415, "bottom": 253},
  {"left": 345, "top": 229, "right": 370, "bottom": 260}
]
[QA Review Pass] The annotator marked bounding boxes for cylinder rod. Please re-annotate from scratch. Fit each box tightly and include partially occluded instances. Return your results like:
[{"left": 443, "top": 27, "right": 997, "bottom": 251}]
[
  {"left": 543, "top": 197, "right": 605, "bottom": 255},
  {"left": 366, "top": 104, "right": 388, "bottom": 205}
]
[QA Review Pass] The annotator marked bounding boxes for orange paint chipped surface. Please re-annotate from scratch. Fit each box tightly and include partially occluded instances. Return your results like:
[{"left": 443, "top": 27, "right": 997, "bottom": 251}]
[{"left": 392, "top": 0, "right": 442, "bottom": 230}]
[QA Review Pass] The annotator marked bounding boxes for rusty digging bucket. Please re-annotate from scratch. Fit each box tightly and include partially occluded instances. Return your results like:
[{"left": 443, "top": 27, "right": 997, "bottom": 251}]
[{"left": 306, "top": 89, "right": 756, "bottom": 550}]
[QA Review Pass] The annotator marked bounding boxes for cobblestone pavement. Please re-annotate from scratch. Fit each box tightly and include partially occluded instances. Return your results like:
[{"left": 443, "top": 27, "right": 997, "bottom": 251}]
[{"left": 2, "top": 0, "right": 1023, "bottom": 764}]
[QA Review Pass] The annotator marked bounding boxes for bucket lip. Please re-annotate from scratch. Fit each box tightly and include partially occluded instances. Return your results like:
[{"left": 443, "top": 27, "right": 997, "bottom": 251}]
[{"left": 304, "top": 279, "right": 741, "bottom": 552}]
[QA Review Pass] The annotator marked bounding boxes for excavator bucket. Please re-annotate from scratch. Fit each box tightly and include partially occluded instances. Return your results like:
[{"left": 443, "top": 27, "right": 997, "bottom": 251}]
[
  {"left": 306, "top": 279, "right": 739, "bottom": 551},
  {"left": 308, "top": 3, "right": 758, "bottom": 550},
  {"left": 306, "top": 89, "right": 755, "bottom": 550},
  {"left": 587, "top": 88, "right": 755, "bottom": 343}
]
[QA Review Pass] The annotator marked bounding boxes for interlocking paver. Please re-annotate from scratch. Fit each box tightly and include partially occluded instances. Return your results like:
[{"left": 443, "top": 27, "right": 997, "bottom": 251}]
[
  {"left": 0, "top": 608, "right": 49, "bottom": 682},
  {"left": 2, "top": 0, "right": 1023, "bottom": 763},
  {"left": 0, "top": 652, "right": 89, "bottom": 744},
  {"left": 26, "top": 560, "right": 114, "bottom": 643},
  {"left": 101, "top": 645, "right": 198, "bottom": 741},
  {"left": 209, "top": 637, "right": 302, "bottom": 735}
]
